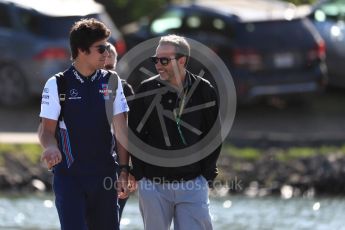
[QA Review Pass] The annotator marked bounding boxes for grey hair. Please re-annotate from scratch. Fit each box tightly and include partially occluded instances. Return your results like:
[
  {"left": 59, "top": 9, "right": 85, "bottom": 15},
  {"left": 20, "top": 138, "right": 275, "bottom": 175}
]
[{"left": 159, "top": 34, "right": 190, "bottom": 58}]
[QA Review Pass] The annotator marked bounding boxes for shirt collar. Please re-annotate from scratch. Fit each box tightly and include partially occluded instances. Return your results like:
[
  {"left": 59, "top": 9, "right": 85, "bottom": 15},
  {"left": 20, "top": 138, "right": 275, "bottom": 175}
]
[{"left": 70, "top": 65, "right": 99, "bottom": 83}]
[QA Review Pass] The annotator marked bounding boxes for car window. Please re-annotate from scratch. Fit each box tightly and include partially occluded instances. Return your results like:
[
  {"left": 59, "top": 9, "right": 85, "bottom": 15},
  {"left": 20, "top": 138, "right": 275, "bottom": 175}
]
[
  {"left": 234, "top": 18, "right": 312, "bottom": 48},
  {"left": 150, "top": 8, "right": 184, "bottom": 34},
  {"left": 0, "top": 3, "right": 11, "bottom": 28},
  {"left": 184, "top": 10, "right": 233, "bottom": 38},
  {"left": 314, "top": 0, "right": 345, "bottom": 22},
  {"left": 150, "top": 7, "right": 232, "bottom": 38}
]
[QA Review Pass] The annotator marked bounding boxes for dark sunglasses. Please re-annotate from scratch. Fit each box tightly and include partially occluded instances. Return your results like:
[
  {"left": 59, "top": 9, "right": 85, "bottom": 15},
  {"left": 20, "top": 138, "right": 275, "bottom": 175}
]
[
  {"left": 93, "top": 44, "right": 111, "bottom": 54},
  {"left": 150, "top": 56, "right": 182, "bottom": 66}
]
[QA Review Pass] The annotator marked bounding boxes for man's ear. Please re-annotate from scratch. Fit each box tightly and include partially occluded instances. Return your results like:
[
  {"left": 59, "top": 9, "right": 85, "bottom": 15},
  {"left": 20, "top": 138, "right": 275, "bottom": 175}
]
[
  {"left": 76, "top": 48, "right": 83, "bottom": 58},
  {"left": 179, "top": 56, "right": 186, "bottom": 66},
  {"left": 78, "top": 47, "right": 89, "bottom": 56}
]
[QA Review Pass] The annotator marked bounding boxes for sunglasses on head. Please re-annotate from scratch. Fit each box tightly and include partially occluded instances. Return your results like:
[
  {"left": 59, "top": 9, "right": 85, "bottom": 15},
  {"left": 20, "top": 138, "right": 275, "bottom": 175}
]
[
  {"left": 150, "top": 56, "right": 182, "bottom": 66},
  {"left": 94, "top": 44, "right": 111, "bottom": 54}
]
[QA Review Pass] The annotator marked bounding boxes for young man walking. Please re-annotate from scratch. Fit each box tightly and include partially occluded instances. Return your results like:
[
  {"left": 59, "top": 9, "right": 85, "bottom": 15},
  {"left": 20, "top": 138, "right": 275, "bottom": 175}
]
[{"left": 38, "top": 18, "right": 129, "bottom": 230}]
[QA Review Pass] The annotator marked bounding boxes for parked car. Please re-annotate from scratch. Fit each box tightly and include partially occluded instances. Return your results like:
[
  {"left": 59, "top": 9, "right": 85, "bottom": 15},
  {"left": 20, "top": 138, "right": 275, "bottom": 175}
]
[
  {"left": 309, "top": 0, "right": 345, "bottom": 88},
  {"left": 0, "top": 0, "right": 126, "bottom": 106},
  {"left": 122, "top": 0, "right": 328, "bottom": 104}
]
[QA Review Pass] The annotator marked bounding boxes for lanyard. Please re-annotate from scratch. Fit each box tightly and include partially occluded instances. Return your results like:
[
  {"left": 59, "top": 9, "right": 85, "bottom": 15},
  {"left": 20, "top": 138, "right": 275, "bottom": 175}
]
[{"left": 173, "top": 90, "right": 188, "bottom": 145}]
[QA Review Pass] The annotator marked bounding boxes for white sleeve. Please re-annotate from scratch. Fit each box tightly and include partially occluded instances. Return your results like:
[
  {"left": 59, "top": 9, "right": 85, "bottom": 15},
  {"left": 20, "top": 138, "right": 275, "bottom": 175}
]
[
  {"left": 39, "top": 77, "right": 61, "bottom": 120},
  {"left": 113, "top": 75, "right": 129, "bottom": 115}
]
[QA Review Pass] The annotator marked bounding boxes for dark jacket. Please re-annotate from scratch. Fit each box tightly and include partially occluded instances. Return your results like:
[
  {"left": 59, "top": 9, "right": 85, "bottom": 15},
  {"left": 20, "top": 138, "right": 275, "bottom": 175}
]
[{"left": 129, "top": 71, "right": 222, "bottom": 185}]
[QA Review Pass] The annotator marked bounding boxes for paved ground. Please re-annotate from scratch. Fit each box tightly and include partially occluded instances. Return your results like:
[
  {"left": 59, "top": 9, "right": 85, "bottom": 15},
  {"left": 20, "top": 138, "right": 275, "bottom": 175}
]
[
  {"left": 229, "top": 88, "right": 345, "bottom": 146},
  {"left": 0, "top": 101, "right": 40, "bottom": 143},
  {"left": 0, "top": 88, "right": 344, "bottom": 145}
]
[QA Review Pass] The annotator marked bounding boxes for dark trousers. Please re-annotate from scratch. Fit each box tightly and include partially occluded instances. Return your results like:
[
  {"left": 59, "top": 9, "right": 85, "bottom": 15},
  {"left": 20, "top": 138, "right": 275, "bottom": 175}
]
[{"left": 53, "top": 173, "right": 119, "bottom": 230}]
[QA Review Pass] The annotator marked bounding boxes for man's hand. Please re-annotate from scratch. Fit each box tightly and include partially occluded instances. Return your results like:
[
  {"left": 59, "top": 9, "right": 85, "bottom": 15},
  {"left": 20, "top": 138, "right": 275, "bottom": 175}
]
[
  {"left": 117, "top": 171, "right": 129, "bottom": 199},
  {"left": 128, "top": 173, "right": 138, "bottom": 192},
  {"left": 38, "top": 118, "right": 61, "bottom": 170},
  {"left": 41, "top": 146, "right": 62, "bottom": 170}
]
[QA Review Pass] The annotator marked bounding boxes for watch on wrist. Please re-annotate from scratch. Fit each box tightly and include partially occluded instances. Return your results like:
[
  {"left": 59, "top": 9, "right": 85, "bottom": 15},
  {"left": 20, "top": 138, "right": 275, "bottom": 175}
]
[{"left": 119, "top": 164, "right": 130, "bottom": 173}]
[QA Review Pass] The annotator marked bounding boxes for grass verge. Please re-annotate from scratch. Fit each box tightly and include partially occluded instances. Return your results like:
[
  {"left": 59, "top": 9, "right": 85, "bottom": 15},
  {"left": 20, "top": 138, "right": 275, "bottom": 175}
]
[
  {"left": 222, "top": 143, "right": 345, "bottom": 161},
  {"left": 0, "top": 143, "right": 42, "bottom": 166},
  {"left": 1, "top": 143, "right": 345, "bottom": 166}
]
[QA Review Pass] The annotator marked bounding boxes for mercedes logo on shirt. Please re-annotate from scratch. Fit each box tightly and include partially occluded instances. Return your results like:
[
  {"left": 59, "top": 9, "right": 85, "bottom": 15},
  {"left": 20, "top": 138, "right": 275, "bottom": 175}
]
[
  {"left": 69, "top": 89, "right": 81, "bottom": 100},
  {"left": 70, "top": 89, "right": 78, "bottom": 97}
]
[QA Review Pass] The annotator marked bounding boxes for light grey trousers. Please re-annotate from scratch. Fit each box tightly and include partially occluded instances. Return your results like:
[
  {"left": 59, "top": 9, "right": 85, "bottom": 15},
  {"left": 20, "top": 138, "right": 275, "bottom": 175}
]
[{"left": 138, "top": 176, "right": 213, "bottom": 230}]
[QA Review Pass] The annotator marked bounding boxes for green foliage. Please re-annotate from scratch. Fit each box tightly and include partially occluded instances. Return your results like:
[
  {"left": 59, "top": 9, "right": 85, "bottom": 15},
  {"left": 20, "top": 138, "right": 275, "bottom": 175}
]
[
  {"left": 286, "top": 147, "right": 316, "bottom": 158},
  {"left": 96, "top": 0, "right": 169, "bottom": 27},
  {"left": 113, "top": 0, "right": 128, "bottom": 7},
  {"left": 0, "top": 144, "right": 42, "bottom": 165},
  {"left": 125, "top": 0, "right": 168, "bottom": 22},
  {"left": 282, "top": 0, "right": 317, "bottom": 5},
  {"left": 223, "top": 144, "right": 345, "bottom": 162},
  {"left": 222, "top": 145, "right": 262, "bottom": 161},
  {"left": 280, "top": 145, "right": 345, "bottom": 160}
]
